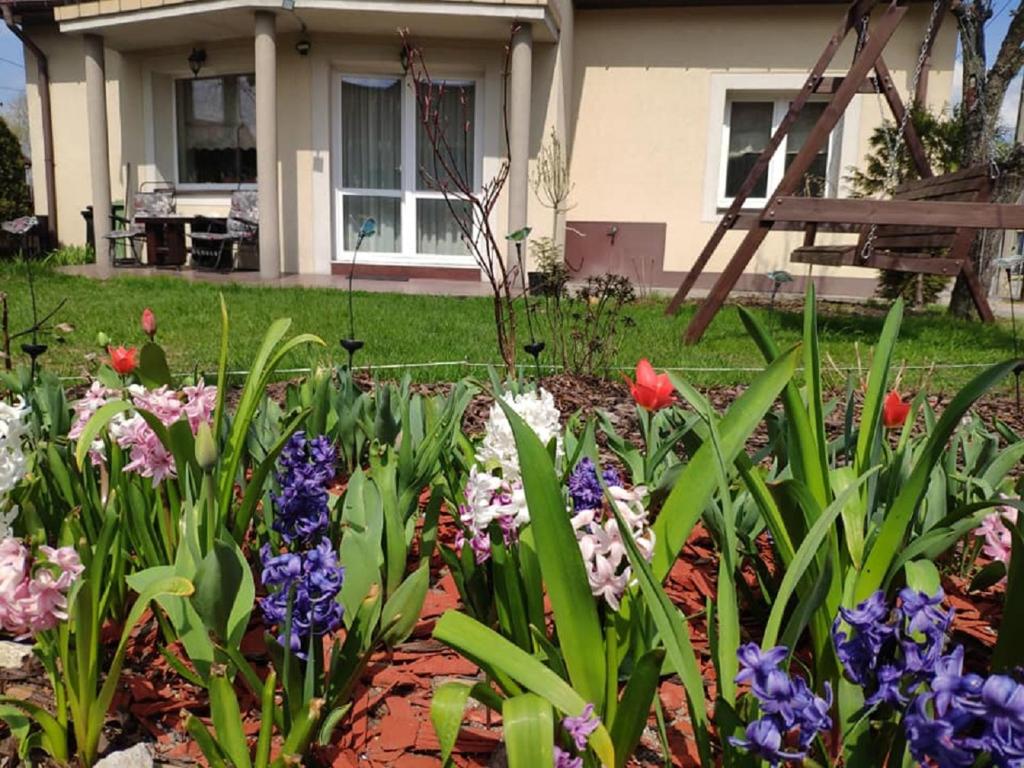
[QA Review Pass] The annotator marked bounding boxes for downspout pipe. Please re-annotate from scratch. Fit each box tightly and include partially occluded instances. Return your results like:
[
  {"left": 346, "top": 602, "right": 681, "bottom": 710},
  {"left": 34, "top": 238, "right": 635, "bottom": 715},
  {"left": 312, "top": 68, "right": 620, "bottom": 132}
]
[{"left": 2, "top": 3, "right": 57, "bottom": 245}]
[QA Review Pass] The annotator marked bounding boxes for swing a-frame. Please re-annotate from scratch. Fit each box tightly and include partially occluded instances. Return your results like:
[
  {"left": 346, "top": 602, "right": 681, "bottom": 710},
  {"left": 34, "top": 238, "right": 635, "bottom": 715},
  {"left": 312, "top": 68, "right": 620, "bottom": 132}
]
[{"left": 668, "top": 0, "right": 1024, "bottom": 344}]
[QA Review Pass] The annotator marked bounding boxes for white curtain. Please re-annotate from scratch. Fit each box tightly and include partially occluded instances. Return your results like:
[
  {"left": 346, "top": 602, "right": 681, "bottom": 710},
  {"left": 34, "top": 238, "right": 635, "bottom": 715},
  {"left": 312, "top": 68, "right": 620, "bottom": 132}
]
[
  {"left": 415, "top": 81, "right": 474, "bottom": 256},
  {"left": 341, "top": 77, "right": 401, "bottom": 252}
]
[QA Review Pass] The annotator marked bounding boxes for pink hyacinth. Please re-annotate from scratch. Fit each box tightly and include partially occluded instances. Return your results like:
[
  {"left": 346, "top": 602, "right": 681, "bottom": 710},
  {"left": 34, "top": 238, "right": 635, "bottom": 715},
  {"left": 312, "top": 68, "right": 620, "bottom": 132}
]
[
  {"left": 978, "top": 503, "right": 1018, "bottom": 570},
  {"left": 132, "top": 385, "right": 184, "bottom": 427},
  {"left": 182, "top": 381, "right": 218, "bottom": 434},
  {"left": 0, "top": 539, "right": 81, "bottom": 638}
]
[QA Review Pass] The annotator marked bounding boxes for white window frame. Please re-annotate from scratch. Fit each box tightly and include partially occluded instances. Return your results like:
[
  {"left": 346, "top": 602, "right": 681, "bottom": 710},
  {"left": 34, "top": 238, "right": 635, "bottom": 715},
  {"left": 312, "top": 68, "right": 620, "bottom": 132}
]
[
  {"left": 171, "top": 71, "right": 259, "bottom": 193},
  {"left": 333, "top": 71, "right": 484, "bottom": 267},
  {"left": 717, "top": 95, "right": 839, "bottom": 210}
]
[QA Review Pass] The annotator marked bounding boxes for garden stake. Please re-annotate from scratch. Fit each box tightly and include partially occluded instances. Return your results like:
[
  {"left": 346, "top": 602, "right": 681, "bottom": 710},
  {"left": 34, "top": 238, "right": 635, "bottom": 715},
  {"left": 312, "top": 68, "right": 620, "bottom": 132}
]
[
  {"left": 341, "top": 217, "right": 375, "bottom": 468},
  {"left": 766, "top": 269, "right": 793, "bottom": 334},
  {"left": 340, "top": 217, "right": 376, "bottom": 372},
  {"left": 3, "top": 216, "right": 60, "bottom": 382},
  {"left": 508, "top": 226, "right": 544, "bottom": 380},
  {"left": 996, "top": 256, "right": 1024, "bottom": 412}
]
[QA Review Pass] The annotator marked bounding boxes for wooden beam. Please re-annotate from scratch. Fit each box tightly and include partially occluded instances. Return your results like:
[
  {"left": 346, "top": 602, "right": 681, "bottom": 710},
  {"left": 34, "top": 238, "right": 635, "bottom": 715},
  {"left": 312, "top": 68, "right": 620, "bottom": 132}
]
[
  {"left": 681, "top": 2, "right": 907, "bottom": 344},
  {"left": 874, "top": 56, "right": 933, "bottom": 178},
  {"left": 731, "top": 214, "right": 861, "bottom": 232},
  {"left": 764, "top": 196, "right": 1024, "bottom": 229},
  {"left": 814, "top": 76, "right": 882, "bottom": 94},
  {"left": 664, "top": 0, "right": 880, "bottom": 315},
  {"left": 915, "top": 0, "right": 951, "bottom": 105}
]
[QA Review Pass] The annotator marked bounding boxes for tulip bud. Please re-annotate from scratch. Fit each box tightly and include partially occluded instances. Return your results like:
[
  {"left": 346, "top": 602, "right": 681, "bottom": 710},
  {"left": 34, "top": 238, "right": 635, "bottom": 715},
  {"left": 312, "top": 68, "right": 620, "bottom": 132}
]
[
  {"left": 195, "top": 421, "right": 218, "bottom": 471},
  {"left": 96, "top": 331, "right": 110, "bottom": 348},
  {"left": 141, "top": 308, "right": 157, "bottom": 340}
]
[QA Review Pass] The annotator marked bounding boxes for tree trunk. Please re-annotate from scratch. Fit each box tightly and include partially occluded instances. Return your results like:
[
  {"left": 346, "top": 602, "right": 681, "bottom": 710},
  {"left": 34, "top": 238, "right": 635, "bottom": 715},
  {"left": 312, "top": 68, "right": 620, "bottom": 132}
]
[{"left": 949, "top": 1, "right": 1024, "bottom": 318}]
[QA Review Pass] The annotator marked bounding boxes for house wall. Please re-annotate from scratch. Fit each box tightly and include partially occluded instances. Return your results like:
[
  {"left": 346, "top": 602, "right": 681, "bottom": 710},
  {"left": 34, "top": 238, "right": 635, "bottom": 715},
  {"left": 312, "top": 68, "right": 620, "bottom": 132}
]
[
  {"left": 568, "top": 4, "right": 957, "bottom": 295},
  {"left": 22, "top": 2, "right": 956, "bottom": 292}
]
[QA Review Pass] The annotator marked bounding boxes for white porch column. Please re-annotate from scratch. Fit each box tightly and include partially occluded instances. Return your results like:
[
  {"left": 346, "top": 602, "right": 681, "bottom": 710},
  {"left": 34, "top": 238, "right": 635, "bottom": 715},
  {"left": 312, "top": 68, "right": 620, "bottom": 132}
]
[
  {"left": 84, "top": 34, "right": 112, "bottom": 277},
  {"left": 507, "top": 23, "right": 533, "bottom": 246},
  {"left": 255, "top": 10, "right": 280, "bottom": 279}
]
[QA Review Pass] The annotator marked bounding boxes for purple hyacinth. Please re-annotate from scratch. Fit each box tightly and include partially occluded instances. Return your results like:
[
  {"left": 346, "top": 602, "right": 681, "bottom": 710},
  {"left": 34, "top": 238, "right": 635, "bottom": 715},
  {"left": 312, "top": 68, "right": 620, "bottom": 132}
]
[
  {"left": 562, "top": 704, "right": 600, "bottom": 751},
  {"left": 271, "top": 432, "right": 337, "bottom": 545},
  {"left": 553, "top": 746, "right": 582, "bottom": 768},
  {"left": 260, "top": 538, "right": 345, "bottom": 653},
  {"left": 567, "top": 458, "right": 621, "bottom": 511},
  {"left": 730, "top": 643, "right": 832, "bottom": 763},
  {"left": 834, "top": 588, "right": 952, "bottom": 705},
  {"left": 729, "top": 719, "right": 807, "bottom": 766}
]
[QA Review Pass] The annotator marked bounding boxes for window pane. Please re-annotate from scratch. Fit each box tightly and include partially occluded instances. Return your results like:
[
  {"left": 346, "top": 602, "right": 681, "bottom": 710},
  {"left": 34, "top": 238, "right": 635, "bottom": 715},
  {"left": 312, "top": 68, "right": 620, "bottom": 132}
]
[
  {"left": 417, "top": 198, "right": 471, "bottom": 256},
  {"left": 176, "top": 74, "right": 256, "bottom": 184},
  {"left": 417, "top": 81, "right": 475, "bottom": 191},
  {"left": 725, "top": 101, "right": 773, "bottom": 198},
  {"left": 341, "top": 77, "right": 402, "bottom": 190},
  {"left": 343, "top": 195, "right": 400, "bottom": 253},
  {"left": 786, "top": 102, "right": 829, "bottom": 197}
]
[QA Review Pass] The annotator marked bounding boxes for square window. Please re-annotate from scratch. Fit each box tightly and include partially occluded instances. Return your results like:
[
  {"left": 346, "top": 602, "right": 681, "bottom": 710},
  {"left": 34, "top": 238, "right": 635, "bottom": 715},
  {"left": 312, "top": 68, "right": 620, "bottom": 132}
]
[
  {"left": 720, "top": 96, "right": 837, "bottom": 207},
  {"left": 176, "top": 74, "right": 256, "bottom": 184},
  {"left": 417, "top": 198, "right": 471, "bottom": 256},
  {"left": 343, "top": 195, "right": 400, "bottom": 253}
]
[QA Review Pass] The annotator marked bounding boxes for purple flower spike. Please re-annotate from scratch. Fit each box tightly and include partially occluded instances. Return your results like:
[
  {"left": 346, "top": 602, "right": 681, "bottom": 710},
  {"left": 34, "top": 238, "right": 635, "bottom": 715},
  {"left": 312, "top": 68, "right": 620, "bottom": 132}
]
[
  {"left": 729, "top": 719, "right": 806, "bottom": 767},
  {"left": 553, "top": 746, "right": 582, "bottom": 768},
  {"left": 567, "top": 458, "right": 621, "bottom": 512},
  {"left": 562, "top": 704, "right": 600, "bottom": 751},
  {"left": 735, "top": 643, "right": 788, "bottom": 685}
]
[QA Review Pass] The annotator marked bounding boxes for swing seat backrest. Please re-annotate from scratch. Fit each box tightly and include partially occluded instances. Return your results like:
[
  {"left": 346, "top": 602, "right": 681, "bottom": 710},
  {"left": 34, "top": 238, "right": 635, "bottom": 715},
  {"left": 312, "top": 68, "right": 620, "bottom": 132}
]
[{"left": 860, "top": 166, "right": 991, "bottom": 254}]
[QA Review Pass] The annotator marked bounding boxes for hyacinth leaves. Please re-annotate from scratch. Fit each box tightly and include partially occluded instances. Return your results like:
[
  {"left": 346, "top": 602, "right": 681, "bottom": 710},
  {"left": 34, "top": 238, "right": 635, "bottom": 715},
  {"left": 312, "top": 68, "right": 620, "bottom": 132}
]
[
  {"left": 650, "top": 345, "right": 800, "bottom": 581},
  {"left": 433, "top": 611, "right": 616, "bottom": 766},
  {"left": 854, "top": 358, "right": 1022, "bottom": 604}
]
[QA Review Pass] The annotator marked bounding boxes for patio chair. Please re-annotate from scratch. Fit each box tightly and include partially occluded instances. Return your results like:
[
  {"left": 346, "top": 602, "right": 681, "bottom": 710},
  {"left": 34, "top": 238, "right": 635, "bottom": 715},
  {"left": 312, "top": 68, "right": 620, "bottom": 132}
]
[
  {"left": 105, "top": 189, "right": 175, "bottom": 266},
  {"left": 189, "top": 190, "right": 259, "bottom": 272}
]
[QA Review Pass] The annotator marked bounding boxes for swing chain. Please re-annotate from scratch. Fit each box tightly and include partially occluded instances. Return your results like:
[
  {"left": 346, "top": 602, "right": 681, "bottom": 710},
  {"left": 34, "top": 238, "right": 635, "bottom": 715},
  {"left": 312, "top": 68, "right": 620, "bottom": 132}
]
[{"left": 862, "top": 0, "right": 944, "bottom": 260}]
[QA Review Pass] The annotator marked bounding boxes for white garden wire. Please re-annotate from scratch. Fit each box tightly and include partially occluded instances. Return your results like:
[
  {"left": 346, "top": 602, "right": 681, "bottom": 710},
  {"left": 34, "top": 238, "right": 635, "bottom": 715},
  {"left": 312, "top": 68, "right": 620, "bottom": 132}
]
[{"left": 51, "top": 360, "right": 1009, "bottom": 383}]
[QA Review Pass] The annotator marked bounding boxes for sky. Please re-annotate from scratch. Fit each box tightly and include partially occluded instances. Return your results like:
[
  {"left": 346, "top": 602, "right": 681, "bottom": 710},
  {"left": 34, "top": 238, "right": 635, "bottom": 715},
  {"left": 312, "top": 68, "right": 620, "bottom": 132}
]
[{"left": 0, "top": 3, "right": 1020, "bottom": 123}]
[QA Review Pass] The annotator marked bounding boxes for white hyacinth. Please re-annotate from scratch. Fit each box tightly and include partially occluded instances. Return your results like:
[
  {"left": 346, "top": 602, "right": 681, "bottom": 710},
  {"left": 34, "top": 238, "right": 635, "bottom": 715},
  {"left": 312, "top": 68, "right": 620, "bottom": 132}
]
[
  {"left": 0, "top": 399, "right": 31, "bottom": 526},
  {"left": 572, "top": 484, "right": 655, "bottom": 611},
  {"left": 476, "top": 388, "right": 563, "bottom": 482}
]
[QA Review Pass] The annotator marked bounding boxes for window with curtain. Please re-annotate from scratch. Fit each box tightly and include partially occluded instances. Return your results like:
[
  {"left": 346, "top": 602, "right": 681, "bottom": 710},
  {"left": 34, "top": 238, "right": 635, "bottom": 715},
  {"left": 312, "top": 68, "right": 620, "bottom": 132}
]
[
  {"left": 720, "top": 97, "right": 837, "bottom": 206},
  {"left": 176, "top": 74, "right": 256, "bottom": 184},
  {"left": 338, "top": 74, "right": 478, "bottom": 261},
  {"left": 340, "top": 76, "right": 402, "bottom": 253},
  {"left": 416, "top": 80, "right": 476, "bottom": 257}
]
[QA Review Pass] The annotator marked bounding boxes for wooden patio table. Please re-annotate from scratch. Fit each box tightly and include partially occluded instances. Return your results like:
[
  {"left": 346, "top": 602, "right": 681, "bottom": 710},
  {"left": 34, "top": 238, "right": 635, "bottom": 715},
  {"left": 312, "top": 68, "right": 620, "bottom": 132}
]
[{"left": 135, "top": 214, "right": 192, "bottom": 268}]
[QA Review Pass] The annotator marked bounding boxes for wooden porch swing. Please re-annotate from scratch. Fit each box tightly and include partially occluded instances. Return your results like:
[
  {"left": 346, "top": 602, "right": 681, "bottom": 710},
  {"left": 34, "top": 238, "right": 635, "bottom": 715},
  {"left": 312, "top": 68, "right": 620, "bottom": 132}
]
[{"left": 667, "top": 0, "right": 1024, "bottom": 344}]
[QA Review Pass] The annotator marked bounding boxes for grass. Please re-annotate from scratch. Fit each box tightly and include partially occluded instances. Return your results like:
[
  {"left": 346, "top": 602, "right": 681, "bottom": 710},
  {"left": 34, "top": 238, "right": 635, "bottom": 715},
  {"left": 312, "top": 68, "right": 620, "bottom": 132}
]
[{"left": 2, "top": 262, "right": 1021, "bottom": 392}]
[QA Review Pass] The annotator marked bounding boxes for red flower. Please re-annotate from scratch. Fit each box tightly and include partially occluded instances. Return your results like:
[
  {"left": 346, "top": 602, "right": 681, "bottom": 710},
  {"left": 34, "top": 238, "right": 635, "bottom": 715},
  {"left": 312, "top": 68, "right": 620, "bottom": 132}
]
[
  {"left": 882, "top": 390, "right": 911, "bottom": 429},
  {"left": 627, "top": 359, "right": 676, "bottom": 412},
  {"left": 141, "top": 308, "right": 157, "bottom": 340},
  {"left": 108, "top": 346, "right": 138, "bottom": 376}
]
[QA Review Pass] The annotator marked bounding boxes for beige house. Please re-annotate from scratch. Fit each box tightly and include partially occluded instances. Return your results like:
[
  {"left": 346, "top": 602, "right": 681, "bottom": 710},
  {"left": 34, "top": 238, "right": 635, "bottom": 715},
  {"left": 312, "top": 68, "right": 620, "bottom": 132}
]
[{"left": 8, "top": 0, "right": 957, "bottom": 295}]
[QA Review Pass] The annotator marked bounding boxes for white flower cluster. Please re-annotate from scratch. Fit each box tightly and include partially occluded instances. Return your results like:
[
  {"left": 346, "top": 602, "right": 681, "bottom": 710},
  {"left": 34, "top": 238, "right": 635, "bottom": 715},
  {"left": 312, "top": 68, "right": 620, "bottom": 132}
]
[
  {"left": 476, "top": 388, "right": 563, "bottom": 483},
  {"left": 572, "top": 485, "right": 655, "bottom": 611},
  {"left": 457, "top": 388, "right": 562, "bottom": 563},
  {"left": 0, "top": 398, "right": 31, "bottom": 537}
]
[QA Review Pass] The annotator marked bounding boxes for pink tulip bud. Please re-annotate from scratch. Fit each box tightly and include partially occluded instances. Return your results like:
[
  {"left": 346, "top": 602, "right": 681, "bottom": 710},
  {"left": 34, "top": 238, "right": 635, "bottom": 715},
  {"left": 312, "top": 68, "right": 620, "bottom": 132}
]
[{"left": 141, "top": 308, "right": 157, "bottom": 340}]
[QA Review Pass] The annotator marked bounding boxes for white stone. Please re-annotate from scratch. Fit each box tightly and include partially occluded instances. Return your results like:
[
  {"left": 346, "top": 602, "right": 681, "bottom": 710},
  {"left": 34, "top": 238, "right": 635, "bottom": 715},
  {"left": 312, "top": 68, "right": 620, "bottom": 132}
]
[
  {"left": 0, "top": 640, "right": 31, "bottom": 669},
  {"left": 95, "top": 744, "right": 154, "bottom": 768}
]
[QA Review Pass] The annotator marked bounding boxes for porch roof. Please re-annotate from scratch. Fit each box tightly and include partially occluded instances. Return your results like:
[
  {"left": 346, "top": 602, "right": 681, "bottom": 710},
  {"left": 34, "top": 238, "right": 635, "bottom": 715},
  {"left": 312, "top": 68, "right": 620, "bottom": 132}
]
[{"left": 52, "top": 0, "right": 559, "bottom": 48}]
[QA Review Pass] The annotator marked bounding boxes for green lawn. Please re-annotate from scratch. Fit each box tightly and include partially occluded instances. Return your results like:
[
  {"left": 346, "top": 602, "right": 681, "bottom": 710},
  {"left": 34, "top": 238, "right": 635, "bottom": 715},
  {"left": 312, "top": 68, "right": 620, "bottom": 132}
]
[{"left": 2, "top": 264, "right": 1021, "bottom": 392}]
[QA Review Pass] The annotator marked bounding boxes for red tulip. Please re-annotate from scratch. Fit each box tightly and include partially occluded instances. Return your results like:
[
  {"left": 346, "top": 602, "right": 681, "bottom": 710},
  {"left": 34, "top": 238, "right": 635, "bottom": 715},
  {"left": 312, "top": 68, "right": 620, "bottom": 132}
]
[
  {"left": 882, "top": 389, "right": 911, "bottom": 429},
  {"left": 108, "top": 345, "right": 138, "bottom": 376},
  {"left": 626, "top": 359, "right": 676, "bottom": 412},
  {"left": 141, "top": 308, "right": 157, "bottom": 340}
]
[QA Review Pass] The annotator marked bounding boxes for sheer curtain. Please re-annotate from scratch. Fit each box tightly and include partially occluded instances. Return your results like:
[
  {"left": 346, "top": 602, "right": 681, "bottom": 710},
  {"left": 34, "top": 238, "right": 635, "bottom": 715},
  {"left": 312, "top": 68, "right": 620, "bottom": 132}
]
[
  {"left": 341, "top": 77, "right": 401, "bottom": 252},
  {"left": 176, "top": 74, "right": 257, "bottom": 183},
  {"left": 725, "top": 101, "right": 773, "bottom": 198},
  {"left": 416, "top": 81, "right": 475, "bottom": 256}
]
